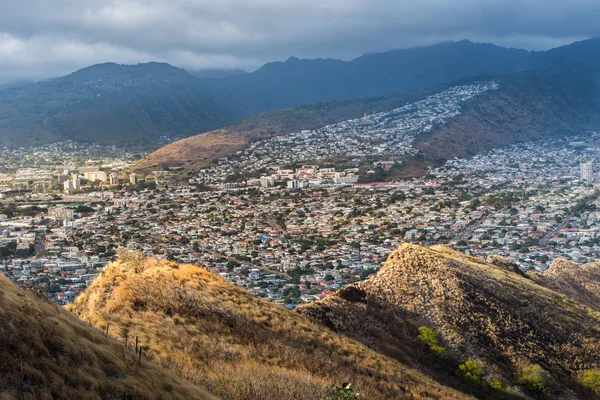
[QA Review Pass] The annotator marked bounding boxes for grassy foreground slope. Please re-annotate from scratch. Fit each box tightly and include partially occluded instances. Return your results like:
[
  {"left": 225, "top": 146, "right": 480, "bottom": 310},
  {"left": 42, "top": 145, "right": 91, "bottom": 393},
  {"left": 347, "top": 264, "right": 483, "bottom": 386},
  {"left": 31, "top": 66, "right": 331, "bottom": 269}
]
[
  {"left": 0, "top": 274, "right": 216, "bottom": 400},
  {"left": 68, "top": 252, "right": 468, "bottom": 400},
  {"left": 298, "top": 244, "right": 600, "bottom": 399}
]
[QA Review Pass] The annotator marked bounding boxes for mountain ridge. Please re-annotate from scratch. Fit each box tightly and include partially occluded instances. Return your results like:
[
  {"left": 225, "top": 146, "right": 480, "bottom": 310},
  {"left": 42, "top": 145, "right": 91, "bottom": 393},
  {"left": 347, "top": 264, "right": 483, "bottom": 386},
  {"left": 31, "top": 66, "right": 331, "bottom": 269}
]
[
  {"left": 3, "top": 38, "right": 600, "bottom": 148},
  {"left": 62, "top": 242, "right": 600, "bottom": 399},
  {"left": 134, "top": 68, "right": 600, "bottom": 175},
  {"left": 68, "top": 251, "right": 470, "bottom": 400}
]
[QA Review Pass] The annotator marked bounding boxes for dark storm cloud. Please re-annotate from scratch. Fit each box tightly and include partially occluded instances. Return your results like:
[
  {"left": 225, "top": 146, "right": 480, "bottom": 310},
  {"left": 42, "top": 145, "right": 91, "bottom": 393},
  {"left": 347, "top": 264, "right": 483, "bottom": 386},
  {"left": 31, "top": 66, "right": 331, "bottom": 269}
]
[{"left": 0, "top": 0, "right": 598, "bottom": 82}]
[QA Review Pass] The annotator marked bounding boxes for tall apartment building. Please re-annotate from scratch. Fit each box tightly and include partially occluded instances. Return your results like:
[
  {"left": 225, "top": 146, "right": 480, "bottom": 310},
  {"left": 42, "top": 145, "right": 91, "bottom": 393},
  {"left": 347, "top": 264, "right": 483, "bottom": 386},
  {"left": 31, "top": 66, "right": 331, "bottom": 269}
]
[
  {"left": 581, "top": 162, "right": 594, "bottom": 182},
  {"left": 84, "top": 171, "right": 107, "bottom": 182},
  {"left": 63, "top": 174, "right": 81, "bottom": 193},
  {"left": 109, "top": 173, "right": 120, "bottom": 185}
]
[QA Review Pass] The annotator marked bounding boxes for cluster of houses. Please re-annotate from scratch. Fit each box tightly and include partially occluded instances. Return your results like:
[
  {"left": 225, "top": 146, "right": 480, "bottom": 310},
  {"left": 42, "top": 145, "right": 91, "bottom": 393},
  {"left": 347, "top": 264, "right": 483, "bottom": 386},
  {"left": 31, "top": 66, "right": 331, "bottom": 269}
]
[
  {"left": 191, "top": 82, "right": 498, "bottom": 186},
  {"left": 4, "top": 87, "right": 600, "bottom": 309},
  {"left": 3, "top": 132, "right": 600, "bottom": 307},
  {"left": 208, "top": 164, "right": 361, "bottom": 190},
  {"left": 0, "top": 141, "right": 138, "bottom": 195}
]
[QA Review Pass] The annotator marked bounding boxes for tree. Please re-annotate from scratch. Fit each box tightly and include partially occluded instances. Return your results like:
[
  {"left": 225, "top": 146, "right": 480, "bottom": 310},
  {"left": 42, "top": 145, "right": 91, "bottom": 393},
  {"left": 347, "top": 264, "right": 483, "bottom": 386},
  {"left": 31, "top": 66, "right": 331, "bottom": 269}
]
[
  {"left": 75, "top": 205, "right": 95, "bottom": 213},
  {"left": 226, "top": 260, "right": 240, "bottom": 270}
]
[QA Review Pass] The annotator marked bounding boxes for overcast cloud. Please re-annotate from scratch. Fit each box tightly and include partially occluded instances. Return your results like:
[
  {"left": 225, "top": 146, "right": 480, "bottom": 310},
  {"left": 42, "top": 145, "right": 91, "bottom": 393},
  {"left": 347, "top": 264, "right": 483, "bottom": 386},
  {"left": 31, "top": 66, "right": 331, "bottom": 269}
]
[{"left": 0, "top": 0, "right": 598, "bottom": 82}]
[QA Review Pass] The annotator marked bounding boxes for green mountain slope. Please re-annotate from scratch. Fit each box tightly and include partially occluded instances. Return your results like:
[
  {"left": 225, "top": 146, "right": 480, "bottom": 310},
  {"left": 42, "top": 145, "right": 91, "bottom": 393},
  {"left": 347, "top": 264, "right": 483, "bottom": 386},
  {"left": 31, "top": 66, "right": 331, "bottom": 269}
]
[
  {"left": 3, "top": 38, "right": 600, "bottom": 148},
  {"left": 135, "top": 69, "right": 600, "bottom": 175},
  {"left": 205, "top": 40, "right": 535, "bottom": 115},
  {"left": 0, "top": 62, "right": 239, "bottom": 148}
]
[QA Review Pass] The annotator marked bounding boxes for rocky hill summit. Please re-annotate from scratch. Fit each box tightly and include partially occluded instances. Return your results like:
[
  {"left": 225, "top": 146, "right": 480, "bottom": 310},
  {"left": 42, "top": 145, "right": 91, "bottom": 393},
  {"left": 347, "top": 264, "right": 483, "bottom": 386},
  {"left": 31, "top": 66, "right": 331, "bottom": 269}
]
[
  {"left": 0, "top": 273, "right": 216, "bottom": 400},
  {"left": 68, "top": 252, "right": 467, "bottom": 400},
  {"left": 533, "top": 258, "right": 600, "bottom": 313},
  {"left": 298, "top": 243, "right": 600, "bottom": 399}
]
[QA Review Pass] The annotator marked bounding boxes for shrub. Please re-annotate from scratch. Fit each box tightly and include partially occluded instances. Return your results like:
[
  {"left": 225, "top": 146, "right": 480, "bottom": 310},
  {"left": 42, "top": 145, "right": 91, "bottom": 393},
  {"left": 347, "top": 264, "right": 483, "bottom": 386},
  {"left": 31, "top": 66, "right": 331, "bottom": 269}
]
[
  {"left": 116, "top": 250, "right": 149, "bottom": 273},
  {"left": 516, "top": 363, "right": 555, "bottom": 396},
  {"left": 327, "top": 382, "right": 360, "bottom": 399},
  {"left": 459, "top": 359, "right": 485, "bottom": 383},
  {"left": 417, "top": 326, "right": 447, "bottom": 357},
  {"left": 490, "top": 378, "right": 506, "bottom": 391},
  {"left": 580, "top": 370, "right": 600, "bottom": 394}
]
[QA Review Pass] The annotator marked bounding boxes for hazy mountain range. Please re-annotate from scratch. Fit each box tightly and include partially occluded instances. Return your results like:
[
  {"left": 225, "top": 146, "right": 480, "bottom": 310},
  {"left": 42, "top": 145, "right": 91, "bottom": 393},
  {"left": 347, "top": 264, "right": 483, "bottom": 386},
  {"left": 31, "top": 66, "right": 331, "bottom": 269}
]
[{"left": 1, "top": 38, "right": 600, "bottom": 149}]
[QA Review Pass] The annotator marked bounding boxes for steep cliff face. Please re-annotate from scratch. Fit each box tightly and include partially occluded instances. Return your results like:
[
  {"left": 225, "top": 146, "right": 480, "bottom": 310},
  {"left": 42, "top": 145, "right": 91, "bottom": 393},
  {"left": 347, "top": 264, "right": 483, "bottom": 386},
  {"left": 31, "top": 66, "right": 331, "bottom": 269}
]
[
  {"left": 0, "top": 273, "right": 216, "bottom": 400},
  {"left": 298, "top": 243, "right": 600, "bottom": 399}
]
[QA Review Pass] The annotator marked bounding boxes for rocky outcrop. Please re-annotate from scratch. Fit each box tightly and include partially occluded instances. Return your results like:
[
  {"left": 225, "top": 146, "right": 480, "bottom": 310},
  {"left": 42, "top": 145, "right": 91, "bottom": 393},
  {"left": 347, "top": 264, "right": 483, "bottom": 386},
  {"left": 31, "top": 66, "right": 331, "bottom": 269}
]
[
  {"left": 545, "top": 258, "right": 578, "bottom": 276},
  {"left": 486, "top": 254, "right": 528, "bottom": 277}
]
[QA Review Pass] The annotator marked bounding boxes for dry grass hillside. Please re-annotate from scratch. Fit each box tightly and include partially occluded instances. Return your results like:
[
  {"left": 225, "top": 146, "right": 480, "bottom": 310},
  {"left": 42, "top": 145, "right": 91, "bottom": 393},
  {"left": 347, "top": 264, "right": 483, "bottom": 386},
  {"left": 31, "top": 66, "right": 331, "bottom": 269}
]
[
  {"left": 68, "top": 252, "right": 468, "bottom": 400},
  {"left": 0, "top": 273, "right": 217, "bottom": 400},
  {"left": 131, "top": 105, "right": 364, "bottom": 173},
  {"left": 298, "top": 243, "right": 600, "bottom": 399},
  {"left": 532, "top": 258, "right": 600, "bottom": 312}
]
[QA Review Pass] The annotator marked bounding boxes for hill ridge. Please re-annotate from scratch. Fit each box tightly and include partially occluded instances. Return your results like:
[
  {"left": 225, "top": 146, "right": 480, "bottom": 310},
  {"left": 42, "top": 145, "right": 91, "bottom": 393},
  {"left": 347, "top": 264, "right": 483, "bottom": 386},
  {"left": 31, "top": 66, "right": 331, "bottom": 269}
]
[
  {"left": 298, "top": 243, "right": 600, "bottom": 399},
  {"left": 68, "top": 251, "right": 469, "bottom": 400},
  {"left": 4, "top": 37, "right": 600, "bottom": 148}
]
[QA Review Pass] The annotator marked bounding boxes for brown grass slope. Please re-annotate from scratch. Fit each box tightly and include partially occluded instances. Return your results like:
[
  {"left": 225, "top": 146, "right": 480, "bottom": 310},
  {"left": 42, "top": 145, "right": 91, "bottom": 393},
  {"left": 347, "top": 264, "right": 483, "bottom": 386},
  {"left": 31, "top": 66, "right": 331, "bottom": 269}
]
[
  {"left": 68, "top": 252, "right": 469, "bottom": 400},
  {"left": 0, "top": 273, "right": 217, "bottom": 400},
  {"left": 533, "top": 258, "right": 600, "bottom": 313},
  {"left": 298, "top": 243, "right": 600, "bottom": 399}
]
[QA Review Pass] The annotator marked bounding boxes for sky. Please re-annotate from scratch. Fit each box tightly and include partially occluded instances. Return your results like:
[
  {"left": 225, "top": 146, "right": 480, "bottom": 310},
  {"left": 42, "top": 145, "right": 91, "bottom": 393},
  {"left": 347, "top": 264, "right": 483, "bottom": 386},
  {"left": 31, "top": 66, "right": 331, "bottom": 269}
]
[{"left": 0, "top": 0, "right": 598, "bottom": 83}]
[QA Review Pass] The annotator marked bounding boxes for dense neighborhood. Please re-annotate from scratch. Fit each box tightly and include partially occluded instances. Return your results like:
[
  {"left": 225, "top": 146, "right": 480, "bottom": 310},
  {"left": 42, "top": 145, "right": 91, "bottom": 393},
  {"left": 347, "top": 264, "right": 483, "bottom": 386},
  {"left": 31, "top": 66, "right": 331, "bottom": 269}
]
[{"left": 1, "top": 83, "right": 599, "bottom": 309}]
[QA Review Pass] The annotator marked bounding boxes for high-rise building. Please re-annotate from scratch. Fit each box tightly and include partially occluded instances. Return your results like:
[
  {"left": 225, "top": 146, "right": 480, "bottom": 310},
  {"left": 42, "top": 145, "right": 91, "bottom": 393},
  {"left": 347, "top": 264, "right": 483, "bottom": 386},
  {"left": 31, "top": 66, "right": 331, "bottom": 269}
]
[
  {"left": 286, "top": 179, "right": 308, "bottom": 189},
  {"left": 581, "top": 162, "right": 593, "bottom": 182},
  {"left": 260, "top": 176, "right": 275, "bottom": 188},
  {"left": 57, "top": 174, "right": 69, "bottom": 184},
  {"left": 129, "top": 173, "right": 139, "bottom": 185},
  {"left": 84, "top": 171, "right": 107, "bottom": 182},
  {"left": 109, "top": 173, "right": 120, "bottom": 185},
  {"left": 63, "top": 180, "right": 73, "bottom": 192},
  {"left": 63, "top": 175, "right": 81, "bottom": 193},
  {"left": 71, "top": 174, "right": 81, "bottom": 190},
  {"left": 48, "top": 206, "right": 74, "bottom": 221}
]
